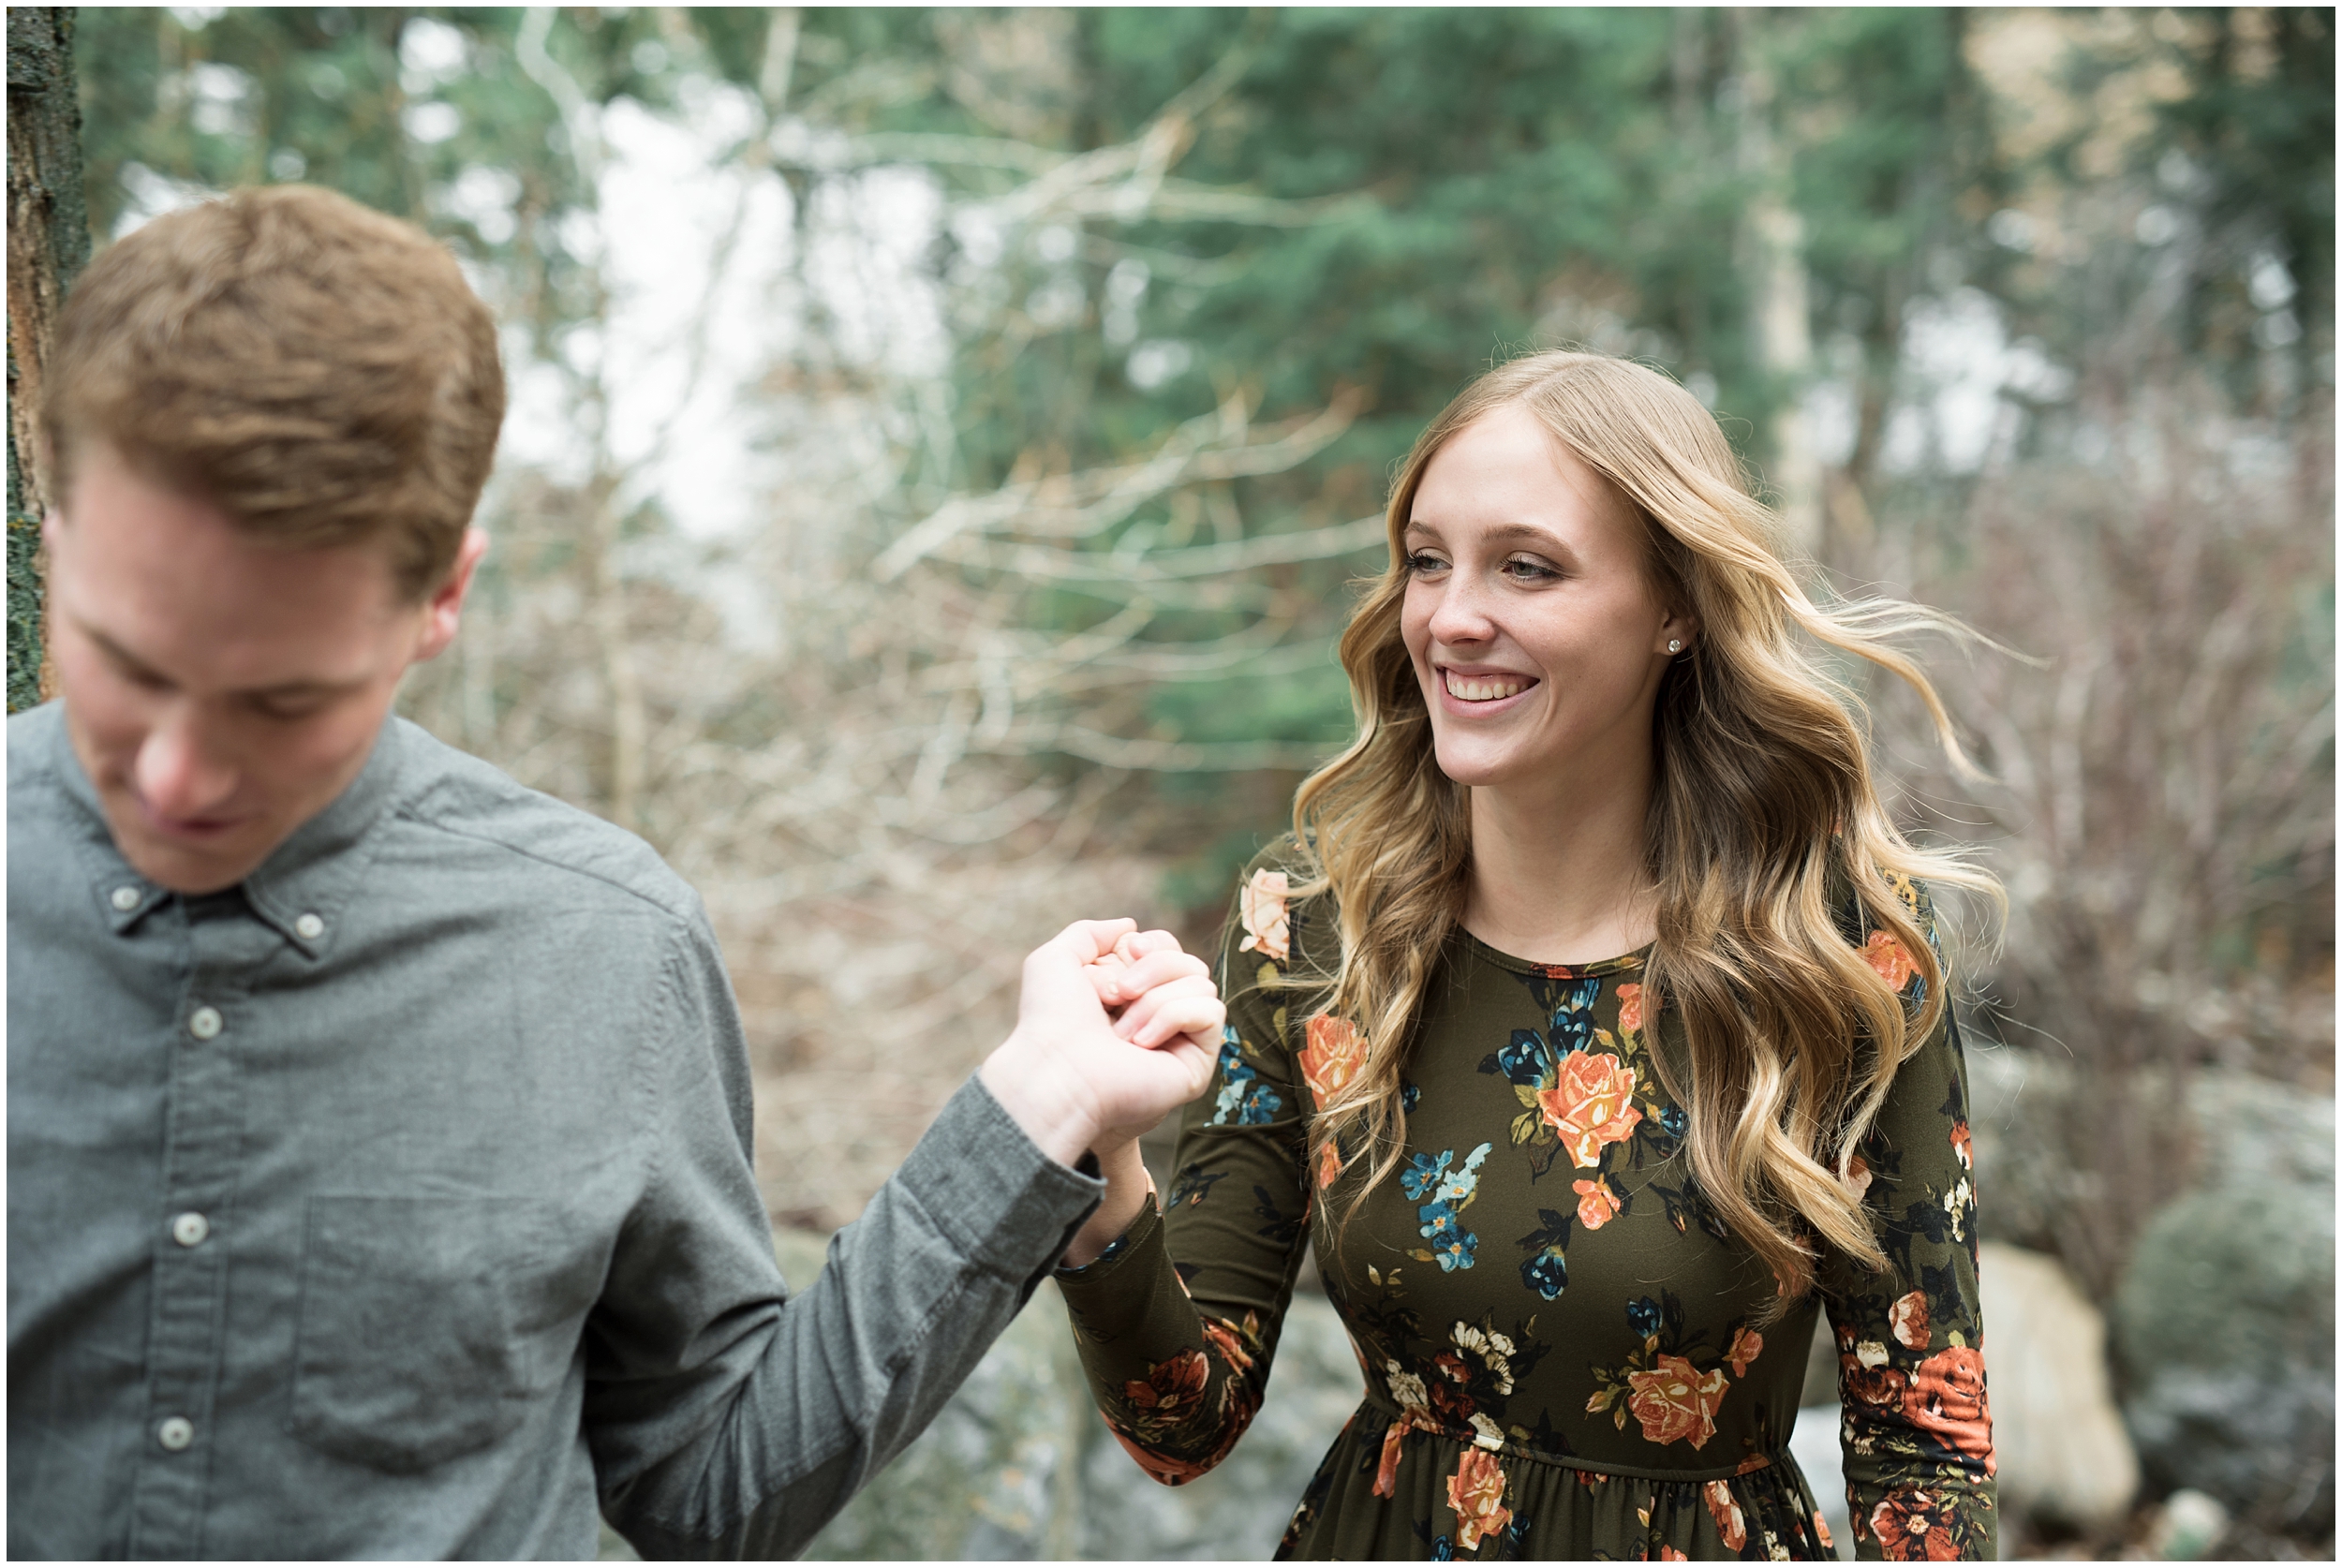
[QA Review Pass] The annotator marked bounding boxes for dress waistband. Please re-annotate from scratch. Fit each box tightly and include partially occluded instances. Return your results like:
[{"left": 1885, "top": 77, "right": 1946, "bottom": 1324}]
[{"left": 1349, "top": 1394, "right": 1793, "bottom": 1487}]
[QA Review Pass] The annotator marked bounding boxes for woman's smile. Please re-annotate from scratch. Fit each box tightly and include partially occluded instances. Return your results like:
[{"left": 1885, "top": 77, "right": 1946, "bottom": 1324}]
[{"left": 1438, "top": 665, "right": 1540, "bottom": 708}]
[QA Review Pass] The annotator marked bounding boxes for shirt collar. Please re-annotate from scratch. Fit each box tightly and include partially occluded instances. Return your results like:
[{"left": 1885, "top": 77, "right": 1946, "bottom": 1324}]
[
  {"left": 240, "top": 719, "right": 412, "bottom": 959},
  {"left": 50, "top": 708, "right": 413, "bottom": 957}
]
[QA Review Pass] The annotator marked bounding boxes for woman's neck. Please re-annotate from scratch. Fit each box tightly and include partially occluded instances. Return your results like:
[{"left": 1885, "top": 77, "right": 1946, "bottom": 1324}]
[{"left": 1461, "top": 749, "right": 1657, "bottom": 966}]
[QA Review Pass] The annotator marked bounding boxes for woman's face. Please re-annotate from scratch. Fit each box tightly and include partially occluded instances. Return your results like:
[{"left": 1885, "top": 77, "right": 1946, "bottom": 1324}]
[{"left": 1399, "top": 404, "right": 1694, "bottom": 796}]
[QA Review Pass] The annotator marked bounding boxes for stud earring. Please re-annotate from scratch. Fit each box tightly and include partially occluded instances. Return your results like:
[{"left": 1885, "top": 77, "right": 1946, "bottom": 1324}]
[{"left": 1668, "top": 639, "right": 1684, "bottom": 654}]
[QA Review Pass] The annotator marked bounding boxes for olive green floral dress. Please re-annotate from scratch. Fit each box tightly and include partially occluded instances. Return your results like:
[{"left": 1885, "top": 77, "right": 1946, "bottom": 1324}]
[{"left": 1057, "top": 851, "right": 1996, "bottom": 1561}]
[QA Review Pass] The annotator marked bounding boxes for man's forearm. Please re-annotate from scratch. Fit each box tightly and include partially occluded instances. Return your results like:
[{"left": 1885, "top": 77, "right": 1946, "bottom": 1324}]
[{"left": 600, "top": 1075, "right": 1101, "bottom": 1559}]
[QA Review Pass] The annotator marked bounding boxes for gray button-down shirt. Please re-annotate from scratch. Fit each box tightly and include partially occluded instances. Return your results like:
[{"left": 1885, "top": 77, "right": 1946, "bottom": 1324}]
[{"left": 7, "top": 703, "right": 1102, "bottom": 1559}]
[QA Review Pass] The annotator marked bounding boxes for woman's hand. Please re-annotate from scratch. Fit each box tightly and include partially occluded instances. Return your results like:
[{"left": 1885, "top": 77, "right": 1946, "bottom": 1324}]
[{"left": 978, "top": 920, "right": 1223, "bottom": 1175}]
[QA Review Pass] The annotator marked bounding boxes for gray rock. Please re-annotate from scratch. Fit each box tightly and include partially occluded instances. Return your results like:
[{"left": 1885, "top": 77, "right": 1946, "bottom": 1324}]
[
  {"left": 1978, "top": 1241, "right": 2137, "bottom": 1532},
  {"left": 2110, "top": 1088, "right": 2335, "bottom": 1532}
]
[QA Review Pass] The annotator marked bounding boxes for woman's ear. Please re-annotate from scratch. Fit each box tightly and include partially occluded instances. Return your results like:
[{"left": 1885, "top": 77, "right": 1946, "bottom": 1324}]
[{"left": 1656, "top": 604, "right": 1700, "bottom": 657}]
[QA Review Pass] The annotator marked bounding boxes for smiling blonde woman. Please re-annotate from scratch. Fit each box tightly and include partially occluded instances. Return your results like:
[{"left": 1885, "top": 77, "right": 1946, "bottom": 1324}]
[{"left": 1055, "top": 351, "right": 2001, "bottom": 1562}]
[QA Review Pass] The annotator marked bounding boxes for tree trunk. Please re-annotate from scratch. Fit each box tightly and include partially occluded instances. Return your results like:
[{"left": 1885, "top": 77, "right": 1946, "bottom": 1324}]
[
  {"left": 1732, "top": 11, "right": 1821, "bottom": 559},
  {"left": 7, "top": 6, "right": 89, "bottom": 712}
]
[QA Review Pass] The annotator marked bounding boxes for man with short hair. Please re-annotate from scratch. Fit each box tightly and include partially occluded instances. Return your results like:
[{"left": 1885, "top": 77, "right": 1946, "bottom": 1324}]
[{"left": 7, "top": 185, "right": 1222, "bottom": 1559}]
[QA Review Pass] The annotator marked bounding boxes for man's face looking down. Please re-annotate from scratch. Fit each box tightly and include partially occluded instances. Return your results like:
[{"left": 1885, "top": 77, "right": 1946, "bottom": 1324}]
[{"left": 42, "top": 443, "right": 487, "bottom": 895}]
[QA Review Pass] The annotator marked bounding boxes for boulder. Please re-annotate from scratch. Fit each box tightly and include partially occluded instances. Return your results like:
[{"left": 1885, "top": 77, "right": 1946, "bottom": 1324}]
[
  {"left": 2110, "top": 1161, "right": 2335, "bottom": 1532},
  {"left": 1978, "top": 1241, "right": 2138, "bottom": 1532}
]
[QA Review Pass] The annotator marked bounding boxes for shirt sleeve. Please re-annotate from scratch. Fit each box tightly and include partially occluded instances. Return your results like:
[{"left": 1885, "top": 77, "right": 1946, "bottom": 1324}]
[
  {"left": 1053, "top": 852, "right": 1319, "bottom": 1485},
  {"left": 585, "top": 909, "right": 1104, "bottom": 1559},
  {"left": 1821, "top": 892, "right": 1998, "bottom": 1561}
]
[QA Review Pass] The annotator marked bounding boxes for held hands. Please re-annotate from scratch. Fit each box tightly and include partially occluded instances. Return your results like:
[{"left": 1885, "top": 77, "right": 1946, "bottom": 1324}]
[{"left": 977, "top": 919, "right": 1224, "bottom": 1173}]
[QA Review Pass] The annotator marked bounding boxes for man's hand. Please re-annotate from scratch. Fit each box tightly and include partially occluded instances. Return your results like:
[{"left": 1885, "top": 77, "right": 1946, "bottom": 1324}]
[{"left": 978, "top": 919, "right": 1223, "bottom": 1172}]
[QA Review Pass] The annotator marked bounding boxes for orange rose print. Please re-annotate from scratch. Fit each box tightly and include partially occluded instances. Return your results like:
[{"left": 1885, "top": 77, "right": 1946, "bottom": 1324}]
[
  {"left": 1373, "top": 1408, "right": 1435, "bottom": 1499},
  {"left": 1446, "top": 1448, "right": 1512, "bottom": 1551},
  {"left": 1949, "top": 1118, "right": 1972, "bottom": 1170},
  {"left": 1574, "top": 1176, "right": 1623, "bottom": 1230},
  {"left": 1317, "top": 1138, "right": 1342, "bottom": 1191},
  {"left": 1537, "top": 1050, "right": 1644, "bottom": 1167},
  {"left": 1237, "top": 867, "right": 1290, "bottom": 962},
  {"left": 1845, "top": 1152, "right": 1874, "bottom": 1201},
  {"left": 1871, "top": 1487, "right": 1960, "bottom": 1561},
  {"left": 1703, "top": 1479, "right": 1748, "bottom": 1551},
  {"left": 1616, "top": 982, "right": 1645, "bottom": 1035},
  {"left": 1890, "top": 1290, "right": 1930, "bottom": 1350},
  {"left": 1862, "top": 930, "right": 1918, "bottom": 991},
  {"left": 1904, "top": 1345, "right": 1995, "bottom": 1475},
  {"left": 1624, "top": 1354, "right": 1728, "bottom": 1449},
  {"left": 1298, "top": 1013, "right": 1367, "bottom": 1111},
  {"left": 1725, "top": 1325, "right": 1763, "bottom": 1379},
  {"left": 1124, "top": 1349, "right": 1209, "bottom": 1419},
  {"left": 1813, "top": 1510, "right": 1835, "bottom": 1551}
]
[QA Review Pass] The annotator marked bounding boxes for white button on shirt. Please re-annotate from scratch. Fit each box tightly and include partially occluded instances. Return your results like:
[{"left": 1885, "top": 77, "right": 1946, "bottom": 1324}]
[
  {"left": 111, "top": 885, "right": 141, "bottom": 911},
  {"left": 157, "top": 1416, "right": 195, "bottom": 1452},
  {"left": 295, "top": 912, "right": 325, "bottom": 939},
  {"left": 171, "top": 1212, "right": 211, "bottom": 1248},
  {"left": 187, "top": 1006, "right": 223, "bottom": 1041}
]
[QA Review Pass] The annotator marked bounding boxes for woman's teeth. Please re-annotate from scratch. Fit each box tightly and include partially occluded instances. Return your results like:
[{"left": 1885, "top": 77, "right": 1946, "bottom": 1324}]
[{"left": 1445, "top": 671, "right": 1529, "bottom": 702}]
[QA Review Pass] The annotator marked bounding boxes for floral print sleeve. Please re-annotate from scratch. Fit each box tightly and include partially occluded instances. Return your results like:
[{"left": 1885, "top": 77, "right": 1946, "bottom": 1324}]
[
  {"left": 1053, "top": 852, "right": 1322, "bottom": 1484},
  {"left": 1823, "top": 886, "right": 1999, "bottom": 1561}
]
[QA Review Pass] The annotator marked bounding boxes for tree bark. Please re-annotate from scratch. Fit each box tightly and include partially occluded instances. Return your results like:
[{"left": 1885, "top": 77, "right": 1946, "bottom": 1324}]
[{"left": 7, "top": 5, "right": 89, "bottom": 711}]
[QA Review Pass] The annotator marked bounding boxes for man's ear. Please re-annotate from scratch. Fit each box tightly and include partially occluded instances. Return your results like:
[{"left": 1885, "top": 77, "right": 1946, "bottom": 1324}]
[{"left": 411, "top": 528, "right": 490, "bottom": 666}]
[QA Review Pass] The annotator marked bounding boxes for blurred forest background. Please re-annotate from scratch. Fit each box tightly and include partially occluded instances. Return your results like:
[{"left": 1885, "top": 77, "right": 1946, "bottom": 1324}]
[{"left": 8, "top": 6, "right": 2334, "bottom": 1558}]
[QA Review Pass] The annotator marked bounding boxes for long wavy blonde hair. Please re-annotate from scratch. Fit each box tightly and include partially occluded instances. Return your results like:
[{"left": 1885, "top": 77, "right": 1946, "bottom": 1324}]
[{"left": 1288, "top": 349, "right": 1999, "bottom": 1306}]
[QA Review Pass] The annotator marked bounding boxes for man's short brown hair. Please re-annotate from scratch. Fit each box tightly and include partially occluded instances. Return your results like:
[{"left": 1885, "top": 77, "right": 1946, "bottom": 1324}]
[{"left": 45, "top": 185, "right": 505, "bottom": 599}]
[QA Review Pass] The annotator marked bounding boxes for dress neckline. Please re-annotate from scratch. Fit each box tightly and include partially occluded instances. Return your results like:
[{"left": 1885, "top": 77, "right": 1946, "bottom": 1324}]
[{"left": 1453, "top": 925, "right": 1652, "bottom": 979}]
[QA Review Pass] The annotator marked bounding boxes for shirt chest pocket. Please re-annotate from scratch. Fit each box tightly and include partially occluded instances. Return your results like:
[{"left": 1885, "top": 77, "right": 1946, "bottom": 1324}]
[{"left": 289, "top": 1195, "right": 600, "bottom": 1474}]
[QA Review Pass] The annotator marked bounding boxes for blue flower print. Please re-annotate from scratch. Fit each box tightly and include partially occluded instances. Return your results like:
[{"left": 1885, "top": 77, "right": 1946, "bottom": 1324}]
[
  {"left": 1413, "top": 1144, "right": 1492, "bottom": 1271},
  {"left": 1626, "top": 1295, "right": 1663, "bottom": 1338},
  {"left": 1401, "top": 1079, "right": 1422, "bottom": 1113},
  {"left": 1494, "top": 1029, "right": 1549, "bottom": 1086},
  {"left": 1549, "top": 977, "right": 1602, "bottom": 1052},
  {"left": 1401, "top": 1149, "right": 1454, "bottom": 1202},
  {"left": 1431, "top": 1535, "right": 1455, "bottom": 1561},
  {"left": 1434, "top": 1144, "right": 1490, "bottom": 1206},
  {"left": 1521, "top": 1247, "right": 1568, "bottom": 1300},
  {"left": 1658, "top": 1103, "right": 1689, "bottom": 1140},
  {"left": 1209, "top": 1028, "right": 1282, "bottom": 1127},
  {"left": 1429, "top": 1226, "right": 1478, "bottom": 1272}
]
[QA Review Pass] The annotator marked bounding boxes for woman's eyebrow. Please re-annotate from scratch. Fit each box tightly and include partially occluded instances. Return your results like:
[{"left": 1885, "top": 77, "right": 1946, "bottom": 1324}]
[{"left": 1478, "top": 521, "right": 1572, "bottom": 552}]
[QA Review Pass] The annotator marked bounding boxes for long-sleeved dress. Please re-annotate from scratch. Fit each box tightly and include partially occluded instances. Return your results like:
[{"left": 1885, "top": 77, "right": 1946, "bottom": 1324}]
[{"left": 1056, "top": 850, "right": 1996, "bottom": 1561}]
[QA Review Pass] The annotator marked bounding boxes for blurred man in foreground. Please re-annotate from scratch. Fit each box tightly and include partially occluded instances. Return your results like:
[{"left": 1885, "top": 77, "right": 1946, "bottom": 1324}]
[{"left": 7, "top": 185, "right": 1223, "bottom": 1559}]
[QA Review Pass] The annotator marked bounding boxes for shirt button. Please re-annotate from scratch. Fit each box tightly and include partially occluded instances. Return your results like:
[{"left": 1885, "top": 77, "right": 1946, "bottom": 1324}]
[
  {"left": 156, "top": 1415, "right": 195, "bottom": 1451},
  {"left": 295, "top": 912, "right": 325, "bottom": 939},
  {"left": 187, "top": 1006, "right": 224, "bottom": 1042},
  {"left": 171, "top": 1212, "right": 211, "bottom": 1248},
  {"left": 111, "top": 884, "right": 141, "bottom": 911}
]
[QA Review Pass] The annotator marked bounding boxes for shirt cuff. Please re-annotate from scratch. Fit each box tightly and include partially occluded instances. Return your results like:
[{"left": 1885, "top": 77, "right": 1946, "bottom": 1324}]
[{"left": 895, "top": 1075, "right": 1105, "bottom": 1296}]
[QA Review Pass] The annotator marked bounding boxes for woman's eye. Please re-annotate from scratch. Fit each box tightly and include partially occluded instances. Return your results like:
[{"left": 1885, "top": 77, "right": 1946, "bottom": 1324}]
[
  {"left": 1503, "top": 557, "right": 1560, "bottom": 583},
  {"left": 1404, "top": 551, "right": 1448, "bottom": 575}
]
